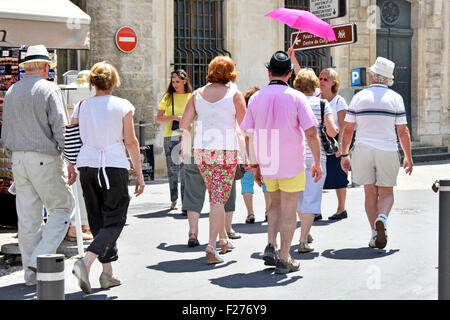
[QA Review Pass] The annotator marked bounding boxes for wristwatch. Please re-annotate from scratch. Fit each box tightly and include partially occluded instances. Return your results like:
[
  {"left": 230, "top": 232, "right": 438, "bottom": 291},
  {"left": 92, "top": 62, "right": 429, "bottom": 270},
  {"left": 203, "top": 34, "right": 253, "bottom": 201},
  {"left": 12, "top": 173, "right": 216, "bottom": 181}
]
[
  {"left": 250, "top": 164, "right": 259, "bottom": 168},
  {"left": 341, "top": 154, "right": 349, "bottom": 157}
]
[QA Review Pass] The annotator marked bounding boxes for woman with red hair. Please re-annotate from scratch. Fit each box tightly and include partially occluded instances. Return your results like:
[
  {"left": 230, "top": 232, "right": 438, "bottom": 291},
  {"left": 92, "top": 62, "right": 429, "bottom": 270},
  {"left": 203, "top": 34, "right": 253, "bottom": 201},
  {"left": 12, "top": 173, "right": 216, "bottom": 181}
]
[{"left": 180, "top": 56, "right": 247, "bottom": 264}]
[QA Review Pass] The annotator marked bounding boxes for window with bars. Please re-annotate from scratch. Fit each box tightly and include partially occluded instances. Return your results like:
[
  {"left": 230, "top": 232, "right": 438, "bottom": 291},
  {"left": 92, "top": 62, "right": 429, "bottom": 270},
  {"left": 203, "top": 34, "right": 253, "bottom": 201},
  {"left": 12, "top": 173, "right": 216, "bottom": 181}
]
[
  {"left": 174, "top": 0, "right": 230, "bottom": 90},
  {"left": 284, "top": 0, "right": 330, "bottom": 77}
]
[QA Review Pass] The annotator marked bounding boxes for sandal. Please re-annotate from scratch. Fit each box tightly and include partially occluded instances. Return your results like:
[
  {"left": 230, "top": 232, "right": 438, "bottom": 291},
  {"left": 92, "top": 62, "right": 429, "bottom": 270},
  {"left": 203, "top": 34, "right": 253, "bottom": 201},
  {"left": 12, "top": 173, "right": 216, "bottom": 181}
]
[
  {"left": 170, "top": 201, "right": 178, "bottom": 210},
  {"left": 227, "top": 231, "right": 241, "bottom": 239},
  {"left": 187, "top": 233, "right": 200, "bottom": 247},
  {"left": 206, "top": 244, "right": 224, "bottom": 264},
  {"left": 66, "top": 226, "right": 93, "bottom": 242},
  {"left": 219, "top": 238, "right": 235, "bottom": 254},
  {"left": 245, "top": 214, "right": 255, "bottom": 224}
]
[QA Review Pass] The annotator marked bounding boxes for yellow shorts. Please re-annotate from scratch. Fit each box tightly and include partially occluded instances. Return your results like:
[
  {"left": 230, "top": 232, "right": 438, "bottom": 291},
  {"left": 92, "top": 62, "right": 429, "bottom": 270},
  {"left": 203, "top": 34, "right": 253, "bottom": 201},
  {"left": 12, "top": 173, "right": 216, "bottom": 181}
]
[{"left": 263, "top": 171, "right": 306, "bottom": 193}]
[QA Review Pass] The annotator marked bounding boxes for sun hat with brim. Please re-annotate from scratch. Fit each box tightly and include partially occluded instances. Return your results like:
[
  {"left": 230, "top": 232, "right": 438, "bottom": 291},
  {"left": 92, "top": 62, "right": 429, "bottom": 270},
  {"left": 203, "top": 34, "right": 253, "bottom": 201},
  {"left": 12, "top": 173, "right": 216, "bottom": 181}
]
[
  {"left": 368, "top": 56, "right": 395, "bottom": 79},
  {"left": 265, "top": 50, "right": 295, "bottom": 75},
  {"left": 19, "top": 45, "right": 56, "bottom": 68}
]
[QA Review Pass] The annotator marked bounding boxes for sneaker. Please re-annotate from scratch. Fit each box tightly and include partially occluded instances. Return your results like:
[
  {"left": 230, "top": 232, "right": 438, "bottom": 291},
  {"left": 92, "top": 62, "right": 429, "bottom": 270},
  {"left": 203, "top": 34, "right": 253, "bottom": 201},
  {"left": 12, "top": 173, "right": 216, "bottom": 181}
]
[
  {"left": 369, "top": 234, "right": 377, "bottom": 248},
  {"left": 274, "top": 256, "right": 300, "bottom": 274},
  {"left": 374, "top": 217, "right": 388, "bottom": 249},
  {"left": 298, "top": 242, "right": 314, "bottom": 253},
  {"left": 314, "top": 214, "right": 322, "bottom": 222},
  {"left": 262, "top": 243, "right": 279, "bottom": 266},
  {"left": 328, "top": 210, "right": 348, "bottom": 220}
]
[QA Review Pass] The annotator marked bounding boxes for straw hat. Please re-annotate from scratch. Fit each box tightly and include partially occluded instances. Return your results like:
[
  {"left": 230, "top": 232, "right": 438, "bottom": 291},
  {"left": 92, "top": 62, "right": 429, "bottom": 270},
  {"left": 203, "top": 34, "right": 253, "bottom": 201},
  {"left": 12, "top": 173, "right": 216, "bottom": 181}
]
[
  {"left": 19, "top": 45, "right": 56, "bottom": 68},
  {"left": 369, "top": 57, "right": 395, "bottom": 79}
]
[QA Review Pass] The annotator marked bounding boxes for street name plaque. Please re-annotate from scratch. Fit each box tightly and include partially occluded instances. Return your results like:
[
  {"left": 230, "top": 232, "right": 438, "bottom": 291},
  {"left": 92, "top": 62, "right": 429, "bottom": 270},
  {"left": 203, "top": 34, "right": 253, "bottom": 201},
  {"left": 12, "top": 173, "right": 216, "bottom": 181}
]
[
  {"left": 290, "top": 23, "right": 357, "bottom": 51},
  {"left": 310, "top": 0, "right": 347, "bottom": 19}
]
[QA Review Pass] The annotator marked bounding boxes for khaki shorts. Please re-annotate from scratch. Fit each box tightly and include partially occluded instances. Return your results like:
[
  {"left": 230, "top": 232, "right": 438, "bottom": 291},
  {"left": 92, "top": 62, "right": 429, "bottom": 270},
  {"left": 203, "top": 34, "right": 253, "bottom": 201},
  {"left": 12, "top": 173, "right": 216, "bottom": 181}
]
[{"left": 351, "top": 143, "right": 400, "bottom": 187}]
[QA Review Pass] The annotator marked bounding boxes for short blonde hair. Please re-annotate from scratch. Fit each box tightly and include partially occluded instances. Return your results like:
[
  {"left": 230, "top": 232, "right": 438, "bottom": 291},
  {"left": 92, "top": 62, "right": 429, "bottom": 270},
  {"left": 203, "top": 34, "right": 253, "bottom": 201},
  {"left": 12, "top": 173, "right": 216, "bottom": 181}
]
[
  {"left": 89, "top": 61, "right": 121, "bottom": 91},
  {"left": 206, "top": 56, "right": 239, "bottom": 84},
  {"left": 23, "top": 61, "right": 48, "bottom": 72},
  {"left": 320, "top": 68, "right": 340, "bottom": 94},
  {"left": 293, "top": 68, "right": 319, "bottom": 93}
]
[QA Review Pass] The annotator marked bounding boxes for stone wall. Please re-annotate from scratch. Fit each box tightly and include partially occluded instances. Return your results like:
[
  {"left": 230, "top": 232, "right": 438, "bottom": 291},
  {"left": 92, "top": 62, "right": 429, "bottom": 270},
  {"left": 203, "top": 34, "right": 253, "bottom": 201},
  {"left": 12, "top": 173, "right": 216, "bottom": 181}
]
[
  {"left": 225, "top": 0, "right": 285, "bottom": 92},
  {"left": 330, "top": 0, "right": 449, "bottom": 147},
  {"left": 415, "top": 0, "right": 449, "bottom": 147},
  {"left": 85, "top": 0, "right": 171, "bottom": 176}
]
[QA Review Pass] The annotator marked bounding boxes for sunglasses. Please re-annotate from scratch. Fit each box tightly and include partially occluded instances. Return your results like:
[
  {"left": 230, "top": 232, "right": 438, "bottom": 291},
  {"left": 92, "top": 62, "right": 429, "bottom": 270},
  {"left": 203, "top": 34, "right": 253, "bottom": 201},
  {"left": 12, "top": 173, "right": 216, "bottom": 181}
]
[
  {"left": 319, "top": 77, "right": 329, "bottom": 81},
  {"left": 171, "top": 70, "right": 187, "bottom": 78}
]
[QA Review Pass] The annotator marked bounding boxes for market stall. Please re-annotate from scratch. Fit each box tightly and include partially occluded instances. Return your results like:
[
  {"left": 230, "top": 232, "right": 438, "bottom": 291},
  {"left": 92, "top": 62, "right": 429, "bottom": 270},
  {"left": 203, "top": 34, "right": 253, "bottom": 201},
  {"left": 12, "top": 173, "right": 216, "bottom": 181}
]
[{"left": 0, "top": 0, "right": 90, "bottom": 234}]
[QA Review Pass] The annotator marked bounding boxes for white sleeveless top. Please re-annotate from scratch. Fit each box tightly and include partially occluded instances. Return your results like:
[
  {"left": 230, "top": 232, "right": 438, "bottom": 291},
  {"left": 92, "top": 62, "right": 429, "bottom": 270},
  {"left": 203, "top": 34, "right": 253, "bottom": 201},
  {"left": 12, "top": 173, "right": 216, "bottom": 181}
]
[{"left": 193, "top": 82, "right": 239, "bottom": 151}]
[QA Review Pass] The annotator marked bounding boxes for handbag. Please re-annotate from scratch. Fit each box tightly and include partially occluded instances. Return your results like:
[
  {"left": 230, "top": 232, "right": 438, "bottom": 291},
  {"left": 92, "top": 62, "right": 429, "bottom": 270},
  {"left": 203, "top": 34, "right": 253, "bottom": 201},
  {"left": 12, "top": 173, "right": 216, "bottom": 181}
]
[
  {"left": 171, "top": 95, "right": 181, "bottom": 131},
  {"left": 63, "top": 99, "right": 85, "bottom": 164},
  {"left": 234, "top": 164, "right": 246, "bottom": 180},
  {"left": 320, "top": 99, "right": 339, "bottom": 156}
]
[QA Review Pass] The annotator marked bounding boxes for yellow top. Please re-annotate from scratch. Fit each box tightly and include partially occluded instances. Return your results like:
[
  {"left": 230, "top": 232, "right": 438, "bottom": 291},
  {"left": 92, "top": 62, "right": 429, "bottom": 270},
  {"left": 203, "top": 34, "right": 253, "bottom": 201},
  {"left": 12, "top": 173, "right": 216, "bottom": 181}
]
[{"left": 158, "top": 93, "right": 191, "bottom": 137}]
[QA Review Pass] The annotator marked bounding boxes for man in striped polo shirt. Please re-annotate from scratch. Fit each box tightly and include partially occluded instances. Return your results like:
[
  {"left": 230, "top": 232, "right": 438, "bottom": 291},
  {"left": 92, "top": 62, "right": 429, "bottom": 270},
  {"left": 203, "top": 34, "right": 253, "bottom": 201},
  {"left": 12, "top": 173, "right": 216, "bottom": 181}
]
[{"left": 340, "top": 57, "right": 413, "bottom": 250}]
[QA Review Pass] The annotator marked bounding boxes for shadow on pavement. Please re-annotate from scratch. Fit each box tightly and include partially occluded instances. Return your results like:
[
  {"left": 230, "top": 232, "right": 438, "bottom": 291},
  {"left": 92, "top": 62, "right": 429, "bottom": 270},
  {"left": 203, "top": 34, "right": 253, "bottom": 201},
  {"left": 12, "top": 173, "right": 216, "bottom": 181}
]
[
  {"left": 157, "top": 242, "right": 207, "bottom": 253},
  {"left": 321, "top": 247, "right": 400, "bottom": 260},
  {"left": 209, "top": 269, "right": 302, "bottom": 289},
  {"left": 232, "top": 222, "right": 267, "bottom": 235},
  {"left": 134, "top": 208, "right": 208, "bottom": 220},
  {"left": 65, "top": 290, "right": 118, "bottom": 300},
  {"left": 312, "top": 219, "right": 341, "bottom": 227},
  {"left": 147, "top": 257, "right": 237, "bottom": 273},
  {"left": 0, "top": 283, "right": 36, "bottom": 300}
]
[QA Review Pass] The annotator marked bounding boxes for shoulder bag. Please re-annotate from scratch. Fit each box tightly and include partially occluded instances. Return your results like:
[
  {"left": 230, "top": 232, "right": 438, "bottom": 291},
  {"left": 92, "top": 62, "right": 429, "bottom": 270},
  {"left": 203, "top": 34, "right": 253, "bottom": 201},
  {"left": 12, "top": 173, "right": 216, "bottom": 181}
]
[
  {"left": 320, "top": 99, "right": 339, "bottom": 156},
  {"left": 171, "top": 95, "right": 181, "bottom": 131},
  {"left": 63, "top": 99, "right": 85, "bottom": 164}
]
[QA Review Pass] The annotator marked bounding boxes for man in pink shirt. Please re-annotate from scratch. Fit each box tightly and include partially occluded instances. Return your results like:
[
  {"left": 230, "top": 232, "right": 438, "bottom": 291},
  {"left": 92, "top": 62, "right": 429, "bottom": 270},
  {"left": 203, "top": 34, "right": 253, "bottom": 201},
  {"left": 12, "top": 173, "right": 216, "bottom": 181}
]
[{"left": 241, "top": 51, "right": 322, "bottom": 274}]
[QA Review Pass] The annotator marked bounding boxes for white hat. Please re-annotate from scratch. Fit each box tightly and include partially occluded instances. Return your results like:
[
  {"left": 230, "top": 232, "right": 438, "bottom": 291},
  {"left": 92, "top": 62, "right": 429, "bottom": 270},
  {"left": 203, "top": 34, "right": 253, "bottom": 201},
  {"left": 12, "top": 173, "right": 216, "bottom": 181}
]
[
  {"left": 369, "top": 56, "right": 395, "bottom": 79},
  {"left": 19, "top": 45, "right": 56, "bottom": 68}
]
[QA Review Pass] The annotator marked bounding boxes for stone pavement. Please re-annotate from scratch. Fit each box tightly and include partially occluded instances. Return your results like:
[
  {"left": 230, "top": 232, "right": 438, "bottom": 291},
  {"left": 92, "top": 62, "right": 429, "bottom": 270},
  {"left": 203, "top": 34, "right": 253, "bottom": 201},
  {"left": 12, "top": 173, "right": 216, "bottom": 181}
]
[{"left": 0, "top": 160, "right": 449, "bottom": 300}]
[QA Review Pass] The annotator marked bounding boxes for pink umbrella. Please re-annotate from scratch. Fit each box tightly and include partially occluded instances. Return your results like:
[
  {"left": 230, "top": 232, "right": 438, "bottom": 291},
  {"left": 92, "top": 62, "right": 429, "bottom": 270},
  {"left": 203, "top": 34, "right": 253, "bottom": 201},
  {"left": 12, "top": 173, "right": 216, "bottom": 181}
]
[{"left": 265, "top": 8, "right": 337, "bottom": 42}]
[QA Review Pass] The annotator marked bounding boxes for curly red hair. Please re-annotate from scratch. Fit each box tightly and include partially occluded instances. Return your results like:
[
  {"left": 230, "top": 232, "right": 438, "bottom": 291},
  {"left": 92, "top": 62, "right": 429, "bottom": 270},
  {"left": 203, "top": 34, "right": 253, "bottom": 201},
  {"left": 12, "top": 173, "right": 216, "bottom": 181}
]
[{"left": 206, "top": 56, "right": 239, "bottom": 84}]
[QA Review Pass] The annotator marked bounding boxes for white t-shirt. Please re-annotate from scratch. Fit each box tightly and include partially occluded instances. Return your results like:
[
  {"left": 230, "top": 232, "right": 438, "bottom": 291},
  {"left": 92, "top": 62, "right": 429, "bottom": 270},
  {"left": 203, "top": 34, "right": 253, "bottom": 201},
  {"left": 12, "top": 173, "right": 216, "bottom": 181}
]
[
  {"left": 316, "top": 93, "right": 348, "bottom": 132},
  {"left": 73, "top": 95, "right": 135, "bottom": 169},
  {"left": 305, "top": 96, "right": 332, "bottom": 162},
  {"left": 345, "top": 84, "right": 407, "bottom": 151}
]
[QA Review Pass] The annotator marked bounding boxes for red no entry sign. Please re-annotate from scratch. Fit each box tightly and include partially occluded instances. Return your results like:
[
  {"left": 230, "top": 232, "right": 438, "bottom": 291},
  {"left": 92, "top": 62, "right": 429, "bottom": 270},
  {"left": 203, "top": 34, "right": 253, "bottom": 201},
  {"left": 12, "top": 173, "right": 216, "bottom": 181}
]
[{"left": 115, "top": 26, "right": 138, "bottom": 53}]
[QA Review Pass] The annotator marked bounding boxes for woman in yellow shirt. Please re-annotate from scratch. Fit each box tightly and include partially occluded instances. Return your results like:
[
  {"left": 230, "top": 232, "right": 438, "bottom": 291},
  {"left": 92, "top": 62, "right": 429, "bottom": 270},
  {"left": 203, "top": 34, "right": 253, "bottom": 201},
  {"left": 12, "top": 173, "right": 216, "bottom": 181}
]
[{"left": 156, "top": 69, "right": 193, "bottom": 211}]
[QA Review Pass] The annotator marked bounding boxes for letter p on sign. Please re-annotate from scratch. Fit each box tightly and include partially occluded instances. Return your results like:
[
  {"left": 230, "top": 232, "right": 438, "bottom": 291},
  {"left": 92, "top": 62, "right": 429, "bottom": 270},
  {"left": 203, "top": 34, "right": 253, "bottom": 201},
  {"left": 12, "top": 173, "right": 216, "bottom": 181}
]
[{"left": 351, "top": 67, "right": 366, "bottom": 86}]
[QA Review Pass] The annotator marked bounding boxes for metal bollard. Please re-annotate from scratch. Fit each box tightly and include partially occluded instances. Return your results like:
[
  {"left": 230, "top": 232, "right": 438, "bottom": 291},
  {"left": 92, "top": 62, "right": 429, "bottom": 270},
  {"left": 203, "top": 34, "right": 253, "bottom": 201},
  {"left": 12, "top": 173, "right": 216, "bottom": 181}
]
[
  {"left": 37, "top": 254, "right": 65, "bottom": 300},
  {"left": 139, "top": 120, "right": 145, "bottom": 146},
  {"left": 438, "top": 180, "right": 450, "bottom": 300}
]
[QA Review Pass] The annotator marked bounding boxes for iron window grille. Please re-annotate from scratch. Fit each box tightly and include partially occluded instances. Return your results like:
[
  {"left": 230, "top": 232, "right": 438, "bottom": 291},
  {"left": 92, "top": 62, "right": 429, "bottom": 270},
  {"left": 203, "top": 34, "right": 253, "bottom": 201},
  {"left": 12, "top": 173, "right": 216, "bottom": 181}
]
[{"left": 174, "top": 0, "right": 231, "bottom": 89}]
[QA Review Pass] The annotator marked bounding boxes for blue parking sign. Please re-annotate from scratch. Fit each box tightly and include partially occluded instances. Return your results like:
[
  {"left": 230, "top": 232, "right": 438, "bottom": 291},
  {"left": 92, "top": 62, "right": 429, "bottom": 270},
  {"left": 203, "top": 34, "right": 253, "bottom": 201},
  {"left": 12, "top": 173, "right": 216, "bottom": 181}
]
[{"left": 351, "top": 67, "right": 366, "bottom": 86}]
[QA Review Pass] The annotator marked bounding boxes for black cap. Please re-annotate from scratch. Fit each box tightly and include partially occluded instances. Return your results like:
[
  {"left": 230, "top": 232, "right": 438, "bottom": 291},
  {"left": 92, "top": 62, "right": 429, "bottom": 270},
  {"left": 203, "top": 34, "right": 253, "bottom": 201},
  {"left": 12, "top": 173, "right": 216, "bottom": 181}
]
[{"left": 265, "top": 51, "right": 295, "bottom": 74}]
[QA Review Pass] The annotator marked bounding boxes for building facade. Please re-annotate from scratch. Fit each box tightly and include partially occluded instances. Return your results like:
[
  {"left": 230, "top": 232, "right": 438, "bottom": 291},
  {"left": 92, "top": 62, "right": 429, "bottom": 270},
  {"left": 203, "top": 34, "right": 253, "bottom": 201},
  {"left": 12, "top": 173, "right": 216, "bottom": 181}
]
[{"left": 69, "top": 0, "right": 449, "bottom": 177}]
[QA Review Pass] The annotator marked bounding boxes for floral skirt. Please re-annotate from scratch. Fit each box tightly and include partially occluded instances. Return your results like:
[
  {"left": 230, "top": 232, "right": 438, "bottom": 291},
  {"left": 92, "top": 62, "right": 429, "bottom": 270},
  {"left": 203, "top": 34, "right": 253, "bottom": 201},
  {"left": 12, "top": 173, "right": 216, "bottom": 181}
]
[{"left": 194, "top": 149, "right": 238, "bottom": 205}]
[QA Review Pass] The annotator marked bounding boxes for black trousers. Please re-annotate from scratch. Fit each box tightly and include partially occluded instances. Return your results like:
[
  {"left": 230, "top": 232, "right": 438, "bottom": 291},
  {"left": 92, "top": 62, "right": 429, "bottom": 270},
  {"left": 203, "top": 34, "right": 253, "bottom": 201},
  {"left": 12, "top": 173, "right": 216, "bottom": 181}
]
[{"left": 79, "top": 167, "right": 130, "bottom": 264}]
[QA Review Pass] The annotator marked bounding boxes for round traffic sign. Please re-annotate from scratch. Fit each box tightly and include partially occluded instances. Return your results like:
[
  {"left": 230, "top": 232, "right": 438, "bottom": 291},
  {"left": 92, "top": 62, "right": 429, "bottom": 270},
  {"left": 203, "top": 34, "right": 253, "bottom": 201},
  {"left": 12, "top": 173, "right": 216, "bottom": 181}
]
[{"left": 115, "top": 26, "right": 138, "bottom": 53}]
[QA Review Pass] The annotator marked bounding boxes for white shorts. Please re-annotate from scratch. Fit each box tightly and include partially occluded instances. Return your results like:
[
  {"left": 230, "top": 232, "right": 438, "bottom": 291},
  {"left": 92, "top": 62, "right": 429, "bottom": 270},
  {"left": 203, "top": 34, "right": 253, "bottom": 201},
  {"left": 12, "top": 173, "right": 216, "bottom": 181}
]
[
  {"left": 297, "top": 158, "right": 327, "bottom": 214},
  {"left": 351, "top": 143, "right": 400, "bottom": 187}
]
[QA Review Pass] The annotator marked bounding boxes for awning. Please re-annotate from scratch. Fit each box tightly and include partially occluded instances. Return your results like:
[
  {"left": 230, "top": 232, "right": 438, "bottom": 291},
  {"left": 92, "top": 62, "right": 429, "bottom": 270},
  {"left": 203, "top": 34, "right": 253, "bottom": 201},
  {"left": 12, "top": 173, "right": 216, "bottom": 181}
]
[{"left": 0, "top": 0, "right": 91, "bottom": 49}]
